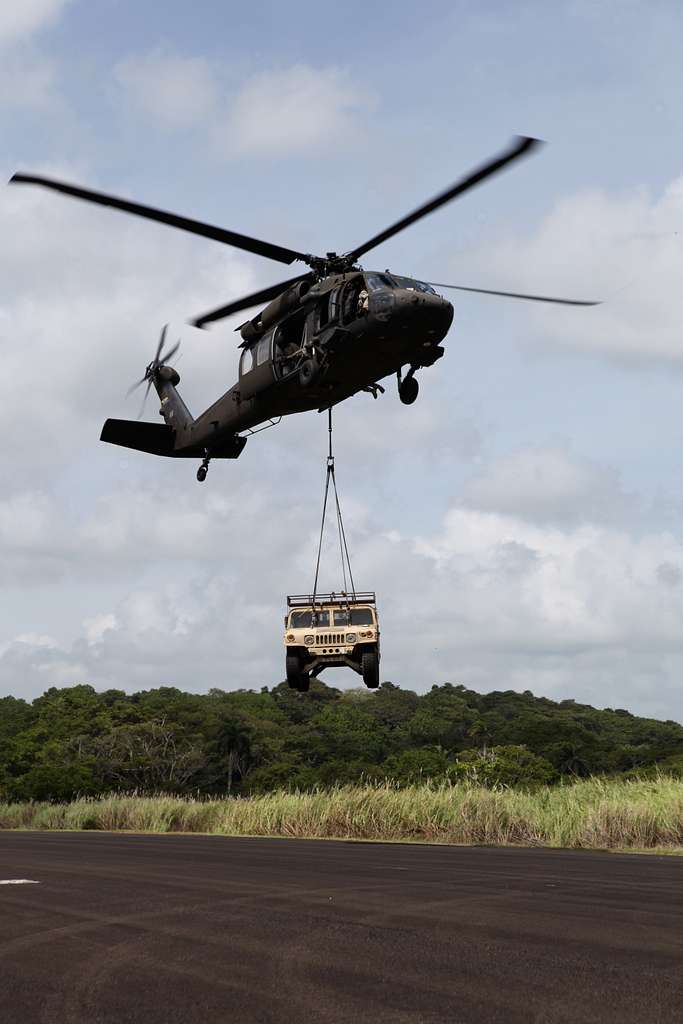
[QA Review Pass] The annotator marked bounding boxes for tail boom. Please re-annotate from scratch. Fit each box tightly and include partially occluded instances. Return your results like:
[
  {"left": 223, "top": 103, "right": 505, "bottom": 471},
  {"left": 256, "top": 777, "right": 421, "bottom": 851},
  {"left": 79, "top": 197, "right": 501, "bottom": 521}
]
[{"left": 100, "top": 419, "right": 247, "bottom": 459}]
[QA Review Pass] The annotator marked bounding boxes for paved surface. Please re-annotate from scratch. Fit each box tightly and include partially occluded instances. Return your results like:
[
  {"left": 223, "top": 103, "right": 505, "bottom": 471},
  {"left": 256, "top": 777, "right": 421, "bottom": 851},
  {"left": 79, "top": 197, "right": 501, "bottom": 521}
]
[{"left": 0, "top": 833, "right": 681, "bottom": 1024}]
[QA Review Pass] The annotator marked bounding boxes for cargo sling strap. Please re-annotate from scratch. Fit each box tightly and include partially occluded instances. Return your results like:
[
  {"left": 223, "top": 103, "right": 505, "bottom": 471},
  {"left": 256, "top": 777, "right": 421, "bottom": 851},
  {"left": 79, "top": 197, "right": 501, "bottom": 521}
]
[{"left": 312, "top": 408, "right": 356, "bottom": 604}]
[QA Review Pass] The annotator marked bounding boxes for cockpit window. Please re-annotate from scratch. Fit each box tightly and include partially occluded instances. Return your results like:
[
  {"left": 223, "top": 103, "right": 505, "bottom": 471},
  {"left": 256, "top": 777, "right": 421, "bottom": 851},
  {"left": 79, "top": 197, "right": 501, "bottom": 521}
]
[
  {"left": 240, "top": 346, "right": 254, "bottom": 375},
  {"left": 256, "top": 333, "right": 271, "bottom": 366},
  {"left": 365, "top": 273, "right": 395, "bottom": 291},
  {"left": 390, "top": 275, "right": 437, "bottom": 294}
]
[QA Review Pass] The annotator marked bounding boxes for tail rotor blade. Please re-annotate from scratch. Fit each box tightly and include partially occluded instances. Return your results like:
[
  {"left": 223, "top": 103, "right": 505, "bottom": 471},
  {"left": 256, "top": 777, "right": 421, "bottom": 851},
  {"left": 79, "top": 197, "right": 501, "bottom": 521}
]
[
  {"left": 137, "top": 379, "right": 153, "bottom": 420},
  {"left": 128, "top": 327, "right": 182, "bottom": 417},
  {"left": 160, "top": 339, "right": 180, "bottom": 365},
  {"left": 126, "top": 374, "right": 147, "bottom": 398},
  {"left": 154, "top": 325, "right": 168, "bottom": 365}
]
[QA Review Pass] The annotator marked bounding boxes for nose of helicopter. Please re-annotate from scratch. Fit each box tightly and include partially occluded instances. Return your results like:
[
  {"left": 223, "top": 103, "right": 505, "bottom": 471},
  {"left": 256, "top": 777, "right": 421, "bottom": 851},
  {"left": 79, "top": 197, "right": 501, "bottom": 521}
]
[{"left": 390, "top": 288, "right": 454, "bottom": 341}]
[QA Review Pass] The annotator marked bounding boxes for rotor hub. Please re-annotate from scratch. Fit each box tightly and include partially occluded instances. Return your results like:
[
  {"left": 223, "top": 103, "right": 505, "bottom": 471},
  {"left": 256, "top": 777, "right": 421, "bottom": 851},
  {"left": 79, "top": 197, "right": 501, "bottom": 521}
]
[{"left": 307, "top": 252, "right": 360, "bottom": 278}]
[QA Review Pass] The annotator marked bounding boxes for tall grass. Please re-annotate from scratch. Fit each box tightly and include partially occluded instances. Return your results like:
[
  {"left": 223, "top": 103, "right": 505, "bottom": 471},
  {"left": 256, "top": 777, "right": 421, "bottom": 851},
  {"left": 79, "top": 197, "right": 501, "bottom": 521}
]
[{"left": 1, "top": 777, "right": 682, "bottom": 851}]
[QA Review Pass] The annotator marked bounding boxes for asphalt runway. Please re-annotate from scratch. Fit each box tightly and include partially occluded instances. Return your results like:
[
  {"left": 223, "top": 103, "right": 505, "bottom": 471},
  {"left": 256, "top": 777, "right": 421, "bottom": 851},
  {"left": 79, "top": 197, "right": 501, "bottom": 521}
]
[{"left": 0, "top": 833, "right": 681, "bottom": 1024}]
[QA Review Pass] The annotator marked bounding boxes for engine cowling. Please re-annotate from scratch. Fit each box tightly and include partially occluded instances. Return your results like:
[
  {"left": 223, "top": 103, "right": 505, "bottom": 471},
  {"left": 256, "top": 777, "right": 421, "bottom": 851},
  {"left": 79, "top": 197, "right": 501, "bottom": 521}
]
[{"left": 240, "top": 280, "right": 312, "bottom": 342}]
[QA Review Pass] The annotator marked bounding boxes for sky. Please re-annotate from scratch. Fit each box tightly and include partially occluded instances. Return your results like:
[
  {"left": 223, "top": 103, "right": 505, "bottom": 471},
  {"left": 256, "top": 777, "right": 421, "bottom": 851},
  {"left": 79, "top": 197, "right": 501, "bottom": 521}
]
[{"left": 2, "top": 0, "right": 683, "bottom": 720}]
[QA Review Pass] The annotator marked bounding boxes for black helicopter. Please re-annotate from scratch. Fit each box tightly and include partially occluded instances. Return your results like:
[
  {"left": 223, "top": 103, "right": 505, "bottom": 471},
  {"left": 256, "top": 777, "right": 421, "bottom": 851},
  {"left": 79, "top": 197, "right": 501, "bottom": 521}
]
[{"left": 11, "top": 136, "right": 596, "bottom": 482}]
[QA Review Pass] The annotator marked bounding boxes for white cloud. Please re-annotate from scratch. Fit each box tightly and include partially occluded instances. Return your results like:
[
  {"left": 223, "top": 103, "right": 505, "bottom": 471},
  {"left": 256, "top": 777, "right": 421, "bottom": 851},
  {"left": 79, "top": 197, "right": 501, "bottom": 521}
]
[
  {"left": 4, "top": 155, "right": 683, "bottom": 723},
  {"left": 0, "top": 0, "right": 70, "bottom": 44},
  {"left": 83, "top": 613, "right": 117, "bottom": 646},
  {"left": 114, "top": 51, "right": 219, "bottom": 129},
  {"left": 0, "top": 0, "right": 67, "bottom": 111},
  {"left": 0, "top": 178, "right": 681, "bottom": 719},
  {"left": 0, "top": 173, "right": 256, "bottom": 485},
  {"left": 2, "top": 447, "right": 683, "bottom": 719},
  {"left": 0, "top": 53, "right": 59, "bottom": 109},
  {"left": 226, "top": 65, "right": 375, "bottom": 157},
  {"left": 413, "top": 507, "right": 673, "bottom": 648},
  {"left": 459, "top": 447, "right": 633, "bottom": 524},
  {"left": 470, "top": 175, "right": 683, "bottom": 363},
  {"left": 114, "top": 54, "right": 375, "bottom": 158}
]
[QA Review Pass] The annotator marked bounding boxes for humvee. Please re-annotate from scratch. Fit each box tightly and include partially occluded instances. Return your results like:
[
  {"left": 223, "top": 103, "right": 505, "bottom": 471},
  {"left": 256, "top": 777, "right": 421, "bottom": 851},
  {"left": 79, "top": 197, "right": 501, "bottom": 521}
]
[{"left": 284, "top": 592, "right": 380, "bottom": 692}]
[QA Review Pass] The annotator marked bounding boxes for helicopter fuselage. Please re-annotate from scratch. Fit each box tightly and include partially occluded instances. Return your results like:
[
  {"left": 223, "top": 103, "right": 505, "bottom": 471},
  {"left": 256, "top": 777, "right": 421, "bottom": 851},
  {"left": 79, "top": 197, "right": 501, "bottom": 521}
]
[
  {"left": 17, "top": 137, "right": 595, "bottom": 479},
  {"left": 193, "top": 271, "right": 451, "bottom": 431},
  {"left": 102, "top": 270, "right": 454, "bottom": 466}
]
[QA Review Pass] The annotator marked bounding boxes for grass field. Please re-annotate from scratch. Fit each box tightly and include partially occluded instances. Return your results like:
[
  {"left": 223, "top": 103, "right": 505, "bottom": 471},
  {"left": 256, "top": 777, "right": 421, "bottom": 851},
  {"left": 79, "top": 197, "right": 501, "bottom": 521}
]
[{"left": 1, "top": 777, "right": 682, "bottom": 851}]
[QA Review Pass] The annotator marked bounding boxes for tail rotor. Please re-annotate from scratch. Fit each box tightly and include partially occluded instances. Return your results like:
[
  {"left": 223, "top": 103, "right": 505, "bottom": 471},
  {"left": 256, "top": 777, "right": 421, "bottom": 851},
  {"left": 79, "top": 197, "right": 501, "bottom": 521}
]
[{"left": 127, "top": 325, "right": 180, "bottom": 419}]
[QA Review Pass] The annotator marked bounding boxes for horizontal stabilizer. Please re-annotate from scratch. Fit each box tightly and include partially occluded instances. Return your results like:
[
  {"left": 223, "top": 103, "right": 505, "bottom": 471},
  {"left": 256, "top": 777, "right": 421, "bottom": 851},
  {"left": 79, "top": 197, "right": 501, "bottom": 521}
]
[{"left": 100, "top": 419, "right": 247, "bottom": 459}]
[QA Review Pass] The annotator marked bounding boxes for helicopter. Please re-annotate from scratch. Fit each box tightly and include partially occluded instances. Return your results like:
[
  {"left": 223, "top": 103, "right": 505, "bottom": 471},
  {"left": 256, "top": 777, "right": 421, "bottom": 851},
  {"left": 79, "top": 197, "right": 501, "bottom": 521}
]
[{"left": 10, "top": 136, "right": 597, "bottom": 482}]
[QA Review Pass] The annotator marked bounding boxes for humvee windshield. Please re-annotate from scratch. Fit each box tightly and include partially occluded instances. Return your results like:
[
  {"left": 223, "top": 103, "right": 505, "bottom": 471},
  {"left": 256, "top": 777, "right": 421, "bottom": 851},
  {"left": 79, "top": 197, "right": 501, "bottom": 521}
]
[
  {"left": 288, "top": 606, "right": 375, "bottom": 628},
  {"left": 332, "top": 608, "right": 375, "bottom": 626},
  {"left": 289, "top": 610, "right": 331, "bottom": 628}
]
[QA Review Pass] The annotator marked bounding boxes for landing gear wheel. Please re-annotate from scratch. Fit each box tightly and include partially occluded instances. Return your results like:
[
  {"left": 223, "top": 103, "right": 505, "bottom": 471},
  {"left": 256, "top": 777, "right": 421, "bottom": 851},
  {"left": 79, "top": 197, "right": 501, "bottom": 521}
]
[
  {"left": 362, "top": 651, "right": 380, "bottom": 689},
  {"left": 299, "top": 356, "right": 320, "bottom": 387},
  {"left": 399, "top": 376, "right": 419, "bottom": 405},
  {"left": 196, "top": 453, "right": 211, "bottom": 483}
]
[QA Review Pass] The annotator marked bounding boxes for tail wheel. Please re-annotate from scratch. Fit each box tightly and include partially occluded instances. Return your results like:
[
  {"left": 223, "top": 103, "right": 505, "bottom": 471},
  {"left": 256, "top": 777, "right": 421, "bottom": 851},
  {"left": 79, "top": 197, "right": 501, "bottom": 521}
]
[{"left": 362, "top": 651, "right": 380, "bottom": 689}]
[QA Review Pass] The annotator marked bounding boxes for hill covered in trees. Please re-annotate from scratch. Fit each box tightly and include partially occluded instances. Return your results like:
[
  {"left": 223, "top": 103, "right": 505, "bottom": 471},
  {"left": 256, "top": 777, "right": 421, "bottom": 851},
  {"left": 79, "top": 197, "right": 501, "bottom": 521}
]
[{"left": 1, "top": 681, "right": 682, "bottom": 802}]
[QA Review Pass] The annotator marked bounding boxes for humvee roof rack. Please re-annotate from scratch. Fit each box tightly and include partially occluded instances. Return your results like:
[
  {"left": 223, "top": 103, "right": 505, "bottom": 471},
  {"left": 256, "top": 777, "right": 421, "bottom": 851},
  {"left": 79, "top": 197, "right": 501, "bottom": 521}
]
[{"left": 287, "top": 592, "right": 376, "bottom": 608}]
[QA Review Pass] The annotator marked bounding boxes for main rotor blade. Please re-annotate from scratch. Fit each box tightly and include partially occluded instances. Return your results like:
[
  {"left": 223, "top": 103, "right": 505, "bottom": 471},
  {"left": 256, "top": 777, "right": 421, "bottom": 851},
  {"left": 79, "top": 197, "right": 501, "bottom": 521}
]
[
  {"left": 428, "top": 281, "right": 600, "bottom": 306},
  {"left": 9, "top": 173, "right": 310, "bottom": 266},
  {"left": 192, "top": 272, "right": 314, "bottom": 328},
  {"left": 345, "top": 136, "right": 542, "bottom": 263}
]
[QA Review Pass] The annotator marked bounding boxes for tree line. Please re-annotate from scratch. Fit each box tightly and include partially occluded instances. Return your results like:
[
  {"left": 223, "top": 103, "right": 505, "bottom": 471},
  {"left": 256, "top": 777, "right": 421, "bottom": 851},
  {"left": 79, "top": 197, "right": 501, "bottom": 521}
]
[{"left": 1, "top": 680, "right": 682, "bottom": 801}]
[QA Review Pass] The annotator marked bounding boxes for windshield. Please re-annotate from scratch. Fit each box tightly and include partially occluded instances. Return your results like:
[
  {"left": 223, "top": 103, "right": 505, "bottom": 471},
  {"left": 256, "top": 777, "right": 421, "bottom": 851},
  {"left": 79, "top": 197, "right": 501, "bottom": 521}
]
[
  {"left": 390, "top": 275, "right": 437, "bottom": 294},
  {"left": 332, "top": 608, "right": 375, "bottom": 626},
  {"left": 365, "top": 273, "right": 394, "bottom": 292},
  {"left": 289, "top": 610, "right": 330, "bottom": 628}
]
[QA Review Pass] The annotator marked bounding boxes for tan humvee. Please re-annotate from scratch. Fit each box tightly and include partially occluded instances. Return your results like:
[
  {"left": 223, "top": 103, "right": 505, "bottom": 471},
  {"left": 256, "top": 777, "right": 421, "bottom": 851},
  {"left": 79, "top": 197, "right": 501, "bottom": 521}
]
[{"left": 284, "top": 592, "right": 380, "bottom": 692}]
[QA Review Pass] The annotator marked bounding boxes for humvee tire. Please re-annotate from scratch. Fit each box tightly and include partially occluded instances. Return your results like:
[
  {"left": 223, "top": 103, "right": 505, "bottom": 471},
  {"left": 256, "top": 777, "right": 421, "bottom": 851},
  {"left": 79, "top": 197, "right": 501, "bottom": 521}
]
[
  {"left": 286, "top": 653, "right": 304, "bottom": 689},
  {"left": 296, "top": 674, "right": 311, "bottom": 693},
  {"left": 362, "top": 651, "right": 380, "bottom": 689}
]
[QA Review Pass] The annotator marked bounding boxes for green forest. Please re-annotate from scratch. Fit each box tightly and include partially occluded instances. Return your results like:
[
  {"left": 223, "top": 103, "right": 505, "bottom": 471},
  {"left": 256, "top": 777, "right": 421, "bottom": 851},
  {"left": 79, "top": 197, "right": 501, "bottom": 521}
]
[{"left": 1, "top": 681, "right": 682, "bottom": 802}]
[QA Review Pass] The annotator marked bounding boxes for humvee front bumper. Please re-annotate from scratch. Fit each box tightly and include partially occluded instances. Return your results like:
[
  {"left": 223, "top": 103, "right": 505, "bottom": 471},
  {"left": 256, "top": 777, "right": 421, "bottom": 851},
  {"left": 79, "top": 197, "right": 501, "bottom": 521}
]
[
  {"left": 306, "top": 651, "right": 363, "bottom": 676},
  {"left": 285, "top": 641, "right": 378, "bottom": 677}
]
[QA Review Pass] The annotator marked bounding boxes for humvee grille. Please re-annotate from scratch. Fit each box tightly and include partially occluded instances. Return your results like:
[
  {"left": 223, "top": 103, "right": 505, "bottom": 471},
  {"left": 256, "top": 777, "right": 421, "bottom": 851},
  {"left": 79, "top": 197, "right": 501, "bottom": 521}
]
[{"left": 317, "top": 633, "right": 345, "bottom": 645}]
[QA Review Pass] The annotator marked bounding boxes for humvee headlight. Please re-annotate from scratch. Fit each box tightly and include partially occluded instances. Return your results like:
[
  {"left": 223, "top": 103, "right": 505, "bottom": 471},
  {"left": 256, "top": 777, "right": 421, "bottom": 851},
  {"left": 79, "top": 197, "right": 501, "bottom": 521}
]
[
  {"left": 304, "top": 634, "right": 315, "bottom": 645},
  {"left": 346, "top": 633, "right": 357, "bottom": 643},
  {"left": 286, "top": 634, "right": 295, "bottom": 642}
]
